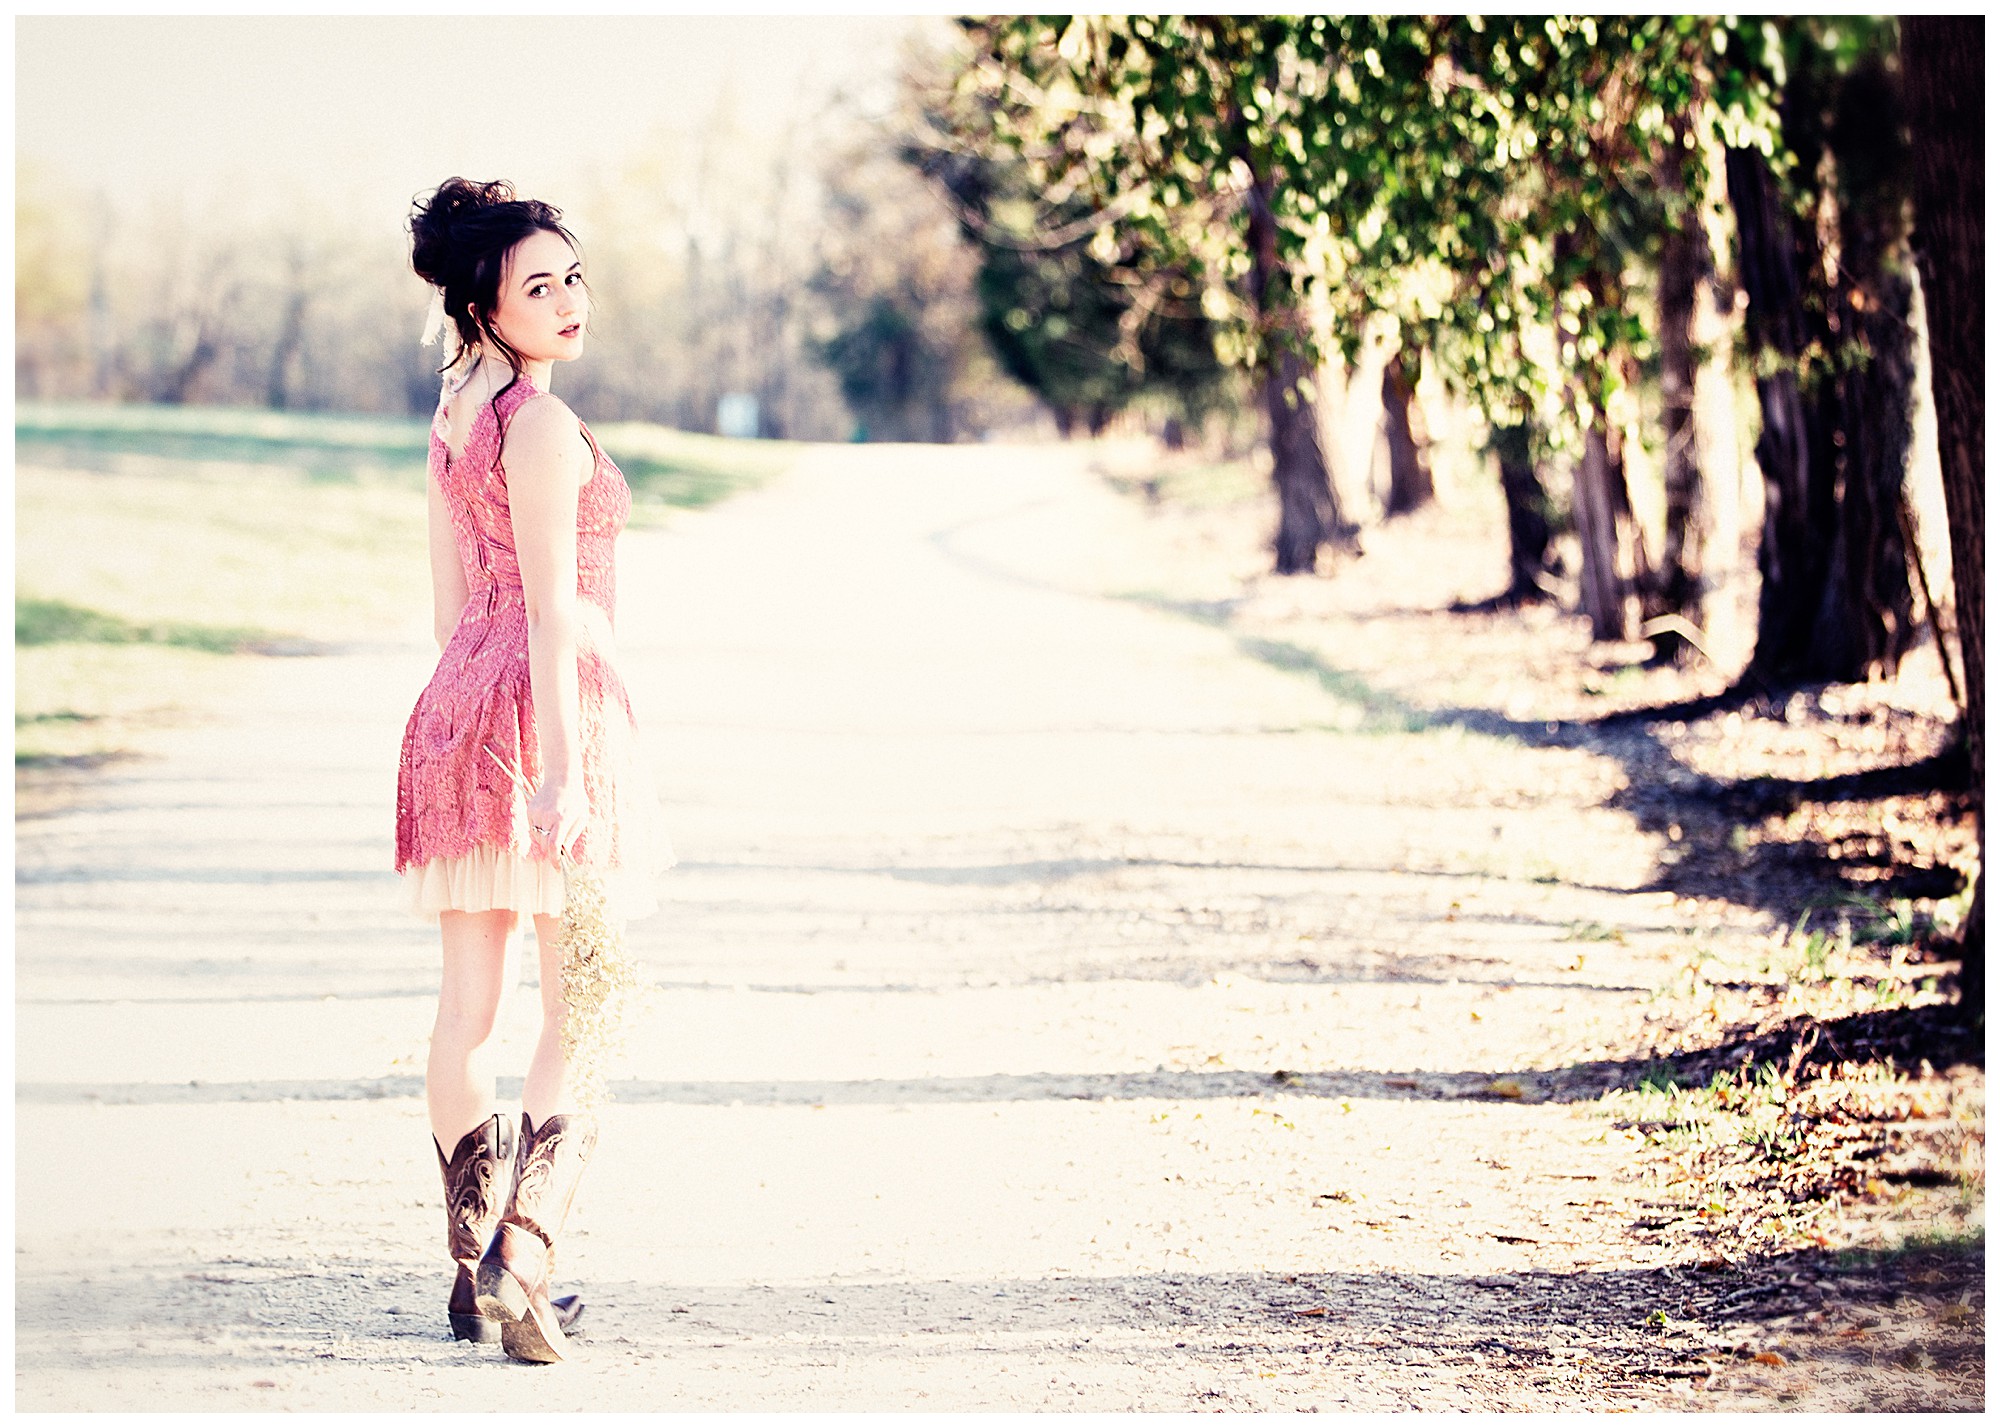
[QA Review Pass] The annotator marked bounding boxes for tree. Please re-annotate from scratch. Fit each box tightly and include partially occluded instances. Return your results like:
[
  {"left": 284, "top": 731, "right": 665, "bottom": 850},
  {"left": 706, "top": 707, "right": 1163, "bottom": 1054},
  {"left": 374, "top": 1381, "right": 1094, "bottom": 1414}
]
[
  {"left": 907, "top": 109, "right": 1229, "bottom": 439},
  {"left": 1379, "top": 346, "right": 1435, "bottom": 517},
  {"left": 1810, "top": 46, "right": 1920, "bottom": 680},
  {"left": 948, "top": 17, "right": 1361, "bottom": 572},
  {"left": 807, "top": 109, "right": 1018, "bottom": 444},
  {"left": 1901, "top": 15, "right": 1984, "bottom": 1010},
  {"left": 1724, "top": 19, "right": 1923, "bottom": 687},
  {"left": 1642, "top": 110, "right": 1713, "bottom": 666}
]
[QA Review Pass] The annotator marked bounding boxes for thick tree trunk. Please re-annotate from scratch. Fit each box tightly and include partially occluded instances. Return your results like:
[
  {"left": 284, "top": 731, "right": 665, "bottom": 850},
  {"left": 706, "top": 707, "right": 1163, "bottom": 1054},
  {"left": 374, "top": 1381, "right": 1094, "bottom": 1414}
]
[
  {"left": 1645, "top": 121, "right": 1708, "bottom": 666},
  {"left": 1492, "top": 421, "right": 1556, "bottom": 603},
  {"left": 1725, "top": 144, "right": 1840, "bottom": 680},
  {"left": 1810, "top": 53, "right": 1921, "bottom": 682},
  {"left": 1810, "top": 251, "right": 1919, "bottom": 679},
  {"left": 1262, "top": 347, "right": 1347, "bottom": 573},
  {"left": 1573, "top": 412, "right": 1630, "bottom": 641},
  {"left": 1244, "top": 163, "right": 1354, "bottom": 573},
  {"left": 1380, "top": 347, "right": 1435, "bottom": 518},
  {"left": 1902, "top": 15, "right": 1984, "bottom": 1011}
]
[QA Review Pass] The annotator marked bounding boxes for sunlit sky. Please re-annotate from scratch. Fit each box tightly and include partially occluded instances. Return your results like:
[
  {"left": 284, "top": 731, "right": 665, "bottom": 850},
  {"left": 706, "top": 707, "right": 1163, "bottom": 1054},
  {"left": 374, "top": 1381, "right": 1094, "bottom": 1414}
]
[{"left": 17, "top": 14, "right": 948, "bottom": 232}]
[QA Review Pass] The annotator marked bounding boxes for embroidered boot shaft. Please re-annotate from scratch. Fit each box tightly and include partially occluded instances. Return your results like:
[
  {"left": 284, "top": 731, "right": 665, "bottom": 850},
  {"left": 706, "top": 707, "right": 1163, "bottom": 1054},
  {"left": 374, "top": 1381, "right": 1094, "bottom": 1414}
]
[
  {"left": 474, "top": 1111, "right": 600, "bottom": 1363},
  {"left": 435, "top": 1113, "right": 515, "bottom": 1343}
]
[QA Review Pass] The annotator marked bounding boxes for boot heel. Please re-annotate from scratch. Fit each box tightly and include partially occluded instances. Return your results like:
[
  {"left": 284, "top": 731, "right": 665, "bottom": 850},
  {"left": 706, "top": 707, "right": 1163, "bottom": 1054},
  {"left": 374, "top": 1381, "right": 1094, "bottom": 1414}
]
[
  {"left": 501, "top": 1299, "right": 568, "bottom": 1364},
  {"left": 473, "top": 1260, "right": 528, "bottom": 1323},
  {"left": 450, "top": 1310, "right": 499, "bottom": 1343}
]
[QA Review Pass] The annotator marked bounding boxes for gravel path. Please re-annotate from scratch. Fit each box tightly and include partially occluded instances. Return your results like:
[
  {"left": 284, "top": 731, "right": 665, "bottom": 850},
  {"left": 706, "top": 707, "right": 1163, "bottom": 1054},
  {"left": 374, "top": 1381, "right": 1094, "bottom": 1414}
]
[{"left": 19, "top": 442, "right": 1786, "bottom": 1409}]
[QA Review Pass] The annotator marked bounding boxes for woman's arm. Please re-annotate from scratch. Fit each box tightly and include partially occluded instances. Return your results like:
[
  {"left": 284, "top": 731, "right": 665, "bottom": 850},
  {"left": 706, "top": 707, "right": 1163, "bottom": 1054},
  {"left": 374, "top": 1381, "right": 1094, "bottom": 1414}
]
[
  {"left": 505, "top": 393, "right": 593, "bottom": 864},
  {"left": 428, "top": 469, "right": 472, "bottom": 652}
]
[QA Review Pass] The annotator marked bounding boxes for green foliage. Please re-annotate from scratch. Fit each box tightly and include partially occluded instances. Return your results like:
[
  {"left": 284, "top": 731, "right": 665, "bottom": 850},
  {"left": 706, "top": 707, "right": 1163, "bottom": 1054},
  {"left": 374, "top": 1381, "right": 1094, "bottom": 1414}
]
[
  {"left": 15, "top": 596, "right": 279, "bottom": 654},
  {"left": 939, "top": 16, "right": 1802, "bottom": 460},
  {"left": 907, "top": 106, "right": 1230, "bottom": 432},
  {"left": 810, "top": 296, "right": 928, "bottom": 437}
]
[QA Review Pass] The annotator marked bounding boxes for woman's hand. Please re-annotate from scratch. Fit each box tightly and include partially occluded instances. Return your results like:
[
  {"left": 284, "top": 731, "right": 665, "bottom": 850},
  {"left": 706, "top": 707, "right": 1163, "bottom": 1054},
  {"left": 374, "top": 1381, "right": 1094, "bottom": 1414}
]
[{"left": 526, "top": 770, "right": 588, "bottom": 867}]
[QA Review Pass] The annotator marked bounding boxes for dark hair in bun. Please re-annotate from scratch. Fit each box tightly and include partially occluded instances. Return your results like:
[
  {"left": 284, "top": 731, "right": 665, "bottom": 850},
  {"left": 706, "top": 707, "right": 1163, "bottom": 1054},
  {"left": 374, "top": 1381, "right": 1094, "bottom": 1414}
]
[{"left": 408, "top": 177, "right": 584, "bottom": 390}]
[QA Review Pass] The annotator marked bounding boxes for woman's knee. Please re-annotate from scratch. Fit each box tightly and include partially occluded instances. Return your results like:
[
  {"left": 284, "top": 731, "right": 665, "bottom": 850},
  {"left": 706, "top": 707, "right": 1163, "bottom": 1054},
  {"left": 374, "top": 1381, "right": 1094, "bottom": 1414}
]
[{"left": 433, "top": 989, "right": 504, "bottom": 1047}]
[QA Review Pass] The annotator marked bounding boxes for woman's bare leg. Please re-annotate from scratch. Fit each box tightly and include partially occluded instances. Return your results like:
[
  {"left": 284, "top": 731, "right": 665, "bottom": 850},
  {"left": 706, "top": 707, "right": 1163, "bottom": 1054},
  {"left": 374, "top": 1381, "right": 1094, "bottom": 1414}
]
[
  {"left": 520, "top": 912, "right": 604, "bottom": 1120},
  {"left": 427, "top": 908, "right": 514, "bottom": 1148},
  {"left": 521, "top": 914, "right": 576, "bottom": 1125}
]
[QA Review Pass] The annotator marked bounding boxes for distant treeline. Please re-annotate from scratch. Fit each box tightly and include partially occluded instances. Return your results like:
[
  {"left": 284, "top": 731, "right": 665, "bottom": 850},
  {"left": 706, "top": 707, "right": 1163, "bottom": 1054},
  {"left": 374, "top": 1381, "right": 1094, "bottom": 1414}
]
[{"left": 14, "top": 74, "right": 1045, "bottom": 445}]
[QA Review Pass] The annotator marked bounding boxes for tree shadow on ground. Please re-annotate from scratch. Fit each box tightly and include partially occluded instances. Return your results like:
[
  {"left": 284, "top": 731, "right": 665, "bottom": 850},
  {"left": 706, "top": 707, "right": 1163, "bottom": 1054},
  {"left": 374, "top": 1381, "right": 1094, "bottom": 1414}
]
[
  {"left": 21, "top": 1004, "right": 1976, "bottom": 1112},
  {"left": 1184, "top": 623, "right": 1974, "bottom": 947},
  {"left": 16, "top": 1239, "right": 1981, "bottom": 1410}
]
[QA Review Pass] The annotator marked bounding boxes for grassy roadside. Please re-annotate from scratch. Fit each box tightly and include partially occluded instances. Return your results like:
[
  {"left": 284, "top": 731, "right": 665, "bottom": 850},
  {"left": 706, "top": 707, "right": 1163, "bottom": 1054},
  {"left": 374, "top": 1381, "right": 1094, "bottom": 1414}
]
[
  {"left": 1093, "top": 439, "right": 1983, "bottom": 1318},
  {"left": 1087, "top": 444, "right": 1984, "bottom": 1407},
  {"left": 15, "top": 400, "right": 800, "bottom": 521},
  {"left": 15, "top": 400, "right": 797, "bottom": 770}
]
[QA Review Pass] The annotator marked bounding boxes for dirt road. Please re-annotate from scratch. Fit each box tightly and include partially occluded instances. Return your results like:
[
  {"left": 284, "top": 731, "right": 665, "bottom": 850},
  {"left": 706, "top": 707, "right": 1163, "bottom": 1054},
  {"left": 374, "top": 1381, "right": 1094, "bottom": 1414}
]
[{"left": 16, "top": 442, "right": 1818, "bottom": 1409}]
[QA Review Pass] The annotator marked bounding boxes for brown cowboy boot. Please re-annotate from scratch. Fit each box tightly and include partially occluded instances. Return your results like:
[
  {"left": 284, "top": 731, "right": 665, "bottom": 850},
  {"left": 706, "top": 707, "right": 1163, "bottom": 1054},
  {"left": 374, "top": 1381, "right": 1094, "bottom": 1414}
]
[
  {"left": 474, "top": 1111, "right": 599, "bottom": 1363},
  {"left": 435, "top": 1112, "right": 514, "bottom": 1343},
  {"left": 436, "top": 1114, "right": 585, "bottom": 1344}
]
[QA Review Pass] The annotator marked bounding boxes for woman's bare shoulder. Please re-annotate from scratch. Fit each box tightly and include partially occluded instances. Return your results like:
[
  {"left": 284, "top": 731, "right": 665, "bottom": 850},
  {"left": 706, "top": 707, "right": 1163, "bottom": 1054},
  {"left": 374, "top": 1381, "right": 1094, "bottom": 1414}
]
[{"left": 504, "top": 393, "right": 589, "bottom": 473}]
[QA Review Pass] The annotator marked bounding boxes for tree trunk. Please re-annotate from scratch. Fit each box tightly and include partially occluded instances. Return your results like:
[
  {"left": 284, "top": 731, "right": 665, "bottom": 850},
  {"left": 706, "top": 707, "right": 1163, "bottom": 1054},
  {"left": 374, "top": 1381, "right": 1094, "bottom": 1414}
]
[
  {"left": 1492, "top": 422, "right": 1556, "bottom": 604},
  {"left": 1809, "top": 249, "right": 1919, "bottom": 679},
  {"left": 1809, "top": 52, "right": 1921, "bottom": 683},
  {"left": 266, "top": 289, "right": 308, "bottom": 411},
  {"left": 1573, "top": 411, "right": 1629, "bottom": 641},
  {"left": 1380, "top": 346, "right": 1435, "bottom": 517},
  {"left": 155, "top": 322, "right": 219, "bottom": 405},
  {"left": 1902, "top": 15, "right": 1984, "bottom": 1011},
  {"left": 1645, "top": 118, "right": 1709, "bottom": 666},
  {"left": 1244, "top": 162, "right": 1354, "bottom": 573},
  {"left": 1725, "top": 143, "right": 1840, "bottom": 680}
]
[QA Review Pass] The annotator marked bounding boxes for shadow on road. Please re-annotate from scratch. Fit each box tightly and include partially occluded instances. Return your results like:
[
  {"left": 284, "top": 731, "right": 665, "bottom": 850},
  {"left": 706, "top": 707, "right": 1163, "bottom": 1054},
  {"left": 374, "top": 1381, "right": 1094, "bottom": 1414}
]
[
  {"left": 22, "top": 1006, "right": 1975, "bottom": 1110},
  {"left": 1122, "top": 594, "right": 1975, "bottom": 953},
  {"left": 17, "top": 1239, "right": 1980, "bottom": 1410}
]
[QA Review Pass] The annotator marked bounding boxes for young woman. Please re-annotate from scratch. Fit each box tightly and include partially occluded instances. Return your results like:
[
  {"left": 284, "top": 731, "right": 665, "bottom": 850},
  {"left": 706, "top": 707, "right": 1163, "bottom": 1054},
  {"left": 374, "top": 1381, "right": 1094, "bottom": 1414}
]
[{"left": 398, "top": 177, "right": 666, "bottom": 1364}]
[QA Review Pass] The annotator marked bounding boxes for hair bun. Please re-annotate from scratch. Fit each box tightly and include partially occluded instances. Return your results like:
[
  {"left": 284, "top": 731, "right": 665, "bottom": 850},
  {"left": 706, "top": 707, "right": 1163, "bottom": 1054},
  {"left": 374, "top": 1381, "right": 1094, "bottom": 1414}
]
[{"left": 409, "top": 177, "right": 518, "bottom": 289}]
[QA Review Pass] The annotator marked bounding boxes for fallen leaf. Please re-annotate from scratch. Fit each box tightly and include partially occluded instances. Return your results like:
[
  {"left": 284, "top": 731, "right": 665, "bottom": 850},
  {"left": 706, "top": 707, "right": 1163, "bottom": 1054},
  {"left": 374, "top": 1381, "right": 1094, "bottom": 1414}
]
[
  {"left": 1294, "top": 1307, "right": 1328, "bottom": 1317},
  {"left": 1486, "top": 1078, "right": 1524, "bottom": 1099},
  {"left": 1752, "top": 1351, "right": 1786, "bottom": 1366}
]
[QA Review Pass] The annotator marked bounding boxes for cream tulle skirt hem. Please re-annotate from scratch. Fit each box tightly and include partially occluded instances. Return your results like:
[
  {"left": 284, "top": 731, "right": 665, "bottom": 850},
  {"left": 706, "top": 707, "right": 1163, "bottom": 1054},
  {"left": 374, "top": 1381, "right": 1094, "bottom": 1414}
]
[{"left": 403, "top": 843, "right": 660, "bottom": 922}]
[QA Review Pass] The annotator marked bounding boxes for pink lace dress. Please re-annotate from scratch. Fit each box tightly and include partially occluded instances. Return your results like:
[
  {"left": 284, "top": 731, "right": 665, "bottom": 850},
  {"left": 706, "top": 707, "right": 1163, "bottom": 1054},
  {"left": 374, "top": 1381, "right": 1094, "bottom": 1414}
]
[{"left": 396, "top": 371, "right": 670, "bottom": 921}]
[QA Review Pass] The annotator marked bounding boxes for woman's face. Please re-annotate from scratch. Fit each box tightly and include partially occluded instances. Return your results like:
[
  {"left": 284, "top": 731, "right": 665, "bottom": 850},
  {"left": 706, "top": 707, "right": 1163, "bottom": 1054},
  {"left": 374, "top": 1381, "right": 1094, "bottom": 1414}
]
[{"left": 484, "top": 228, "right": 588, "bottom": 363}]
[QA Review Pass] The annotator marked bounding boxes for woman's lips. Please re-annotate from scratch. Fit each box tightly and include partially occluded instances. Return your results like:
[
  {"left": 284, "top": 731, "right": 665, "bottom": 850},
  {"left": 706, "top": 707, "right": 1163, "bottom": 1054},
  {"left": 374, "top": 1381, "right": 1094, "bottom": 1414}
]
[{"left": 559, "top": 324, "right": 581, "bottom": 337}]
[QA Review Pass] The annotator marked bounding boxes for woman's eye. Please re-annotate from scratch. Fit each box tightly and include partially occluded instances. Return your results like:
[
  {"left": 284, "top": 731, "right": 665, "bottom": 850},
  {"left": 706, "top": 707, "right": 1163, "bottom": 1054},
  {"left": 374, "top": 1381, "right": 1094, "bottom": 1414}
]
[
  {"left": 529, "top": 284, "right": 547, "bottom": 298},
  {"left": 565, "top": 273, "right": 583, "bottom": 286}
]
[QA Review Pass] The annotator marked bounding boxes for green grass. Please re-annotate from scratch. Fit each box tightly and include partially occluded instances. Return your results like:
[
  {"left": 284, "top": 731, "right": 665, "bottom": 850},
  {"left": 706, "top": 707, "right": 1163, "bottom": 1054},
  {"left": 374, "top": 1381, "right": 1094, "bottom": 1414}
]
[
  {"left": 1095, "top": 450, "right": 1268, "bottom": 509},
  {"left": 15, "top": 400, "right": 798, "bottom": 767},
  {"left": 1561, "top": 919, "right": 1627, "bottom": 944},
  {"left": 16, "top": 401, "right": 434, "bottom": 482},
  {"left": 1233, "top": 635, "right": 1436, "bottom": 734},
  {"left": 15, "top": 401, "right": 793, "bottom": 510},
  {"left": 17, "top": 596, "right": 284, "bottom": 654},
  {"left": 589, "top": 419, "right": 800, "bottom": 515}
]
